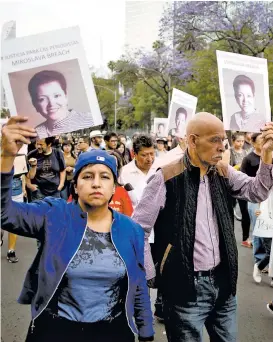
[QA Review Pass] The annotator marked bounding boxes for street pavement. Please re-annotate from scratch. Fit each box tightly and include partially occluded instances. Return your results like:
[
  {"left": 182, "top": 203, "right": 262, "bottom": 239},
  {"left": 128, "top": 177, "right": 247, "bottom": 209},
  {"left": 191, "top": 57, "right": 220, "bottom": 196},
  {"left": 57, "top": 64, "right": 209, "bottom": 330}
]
[{"left": 1, "top": 221, "right": 273, "bottom": 342}]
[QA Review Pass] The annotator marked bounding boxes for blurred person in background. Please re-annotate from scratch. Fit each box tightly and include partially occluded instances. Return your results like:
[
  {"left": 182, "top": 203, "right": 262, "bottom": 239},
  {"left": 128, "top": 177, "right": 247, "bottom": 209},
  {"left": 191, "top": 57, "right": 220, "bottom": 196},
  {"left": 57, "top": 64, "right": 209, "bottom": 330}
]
[
  {"left": 117, "top": 142, "right": 129, "bottom": 165},
  {"left": 61, "top": 140, "right": 76, "bottom": 200},
  {"left": 104, "top": 132, "right": 118, "bottom": 151},
  {"left": 230, "top": 132, "right": 251, "bottom": 247},
  {"left": 166, "top": 135, "right": 173, "bottom": 151},
  {"left": 77, "top": 136, "right": 90, "bottom": 155},
  {"left": 107, "top": 150, "right": 133, "bottom": 217},
  {"left": 243, "top": 132, "right": 253, "bottom": 154},
  {"left": 27, "top": 137, "right": 66, "bottom": 201},
  {"left": 89, "top": 130, "right": 104, "bottom": 151},
  {"left": 241, "top": 133, "right": 271, "bottom": 265},
  {"left": 156, "top": 138, "right": 168, "bottom": 158}
]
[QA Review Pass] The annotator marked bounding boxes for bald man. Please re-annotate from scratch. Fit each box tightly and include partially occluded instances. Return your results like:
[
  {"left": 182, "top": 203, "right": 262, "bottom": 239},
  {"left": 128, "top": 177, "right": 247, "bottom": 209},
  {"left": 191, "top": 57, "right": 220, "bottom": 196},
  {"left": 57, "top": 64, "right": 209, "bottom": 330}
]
[{"left": 132, "top": 113, "right": 273, "bottom": 342}]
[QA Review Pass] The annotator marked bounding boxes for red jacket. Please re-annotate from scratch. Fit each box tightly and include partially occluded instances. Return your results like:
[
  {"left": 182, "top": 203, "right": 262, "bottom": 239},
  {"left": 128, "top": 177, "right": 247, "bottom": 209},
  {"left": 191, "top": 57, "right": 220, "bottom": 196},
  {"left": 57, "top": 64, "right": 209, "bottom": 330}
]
[
  {"left": 109, "top": 186, "right": 133, "bottom": 217},
  {"left": 67, "top": 187, "right": 133, "bottom": 217}
]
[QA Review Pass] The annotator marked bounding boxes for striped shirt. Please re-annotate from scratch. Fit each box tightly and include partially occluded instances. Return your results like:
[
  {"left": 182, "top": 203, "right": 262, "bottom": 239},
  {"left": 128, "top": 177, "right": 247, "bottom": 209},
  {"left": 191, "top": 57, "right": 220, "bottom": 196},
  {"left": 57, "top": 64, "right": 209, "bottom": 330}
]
[{"left": 35, "top": 109, "right": 94, "bottom": 138}]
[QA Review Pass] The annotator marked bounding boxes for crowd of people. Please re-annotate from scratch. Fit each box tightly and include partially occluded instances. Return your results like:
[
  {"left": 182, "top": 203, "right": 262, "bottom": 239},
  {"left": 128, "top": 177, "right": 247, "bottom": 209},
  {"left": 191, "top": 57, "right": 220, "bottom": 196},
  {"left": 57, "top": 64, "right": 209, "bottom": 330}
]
[{"left": 1, "top": 112, "right": 273, "bottom": 342}]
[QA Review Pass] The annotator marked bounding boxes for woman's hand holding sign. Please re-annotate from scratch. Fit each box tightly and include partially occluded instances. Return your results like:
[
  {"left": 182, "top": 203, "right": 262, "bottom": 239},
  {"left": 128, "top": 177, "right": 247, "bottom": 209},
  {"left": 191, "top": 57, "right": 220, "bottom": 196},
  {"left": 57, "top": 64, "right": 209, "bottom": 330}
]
[{"left": 1, "top": 116, "right": 37, "bottom": 173}]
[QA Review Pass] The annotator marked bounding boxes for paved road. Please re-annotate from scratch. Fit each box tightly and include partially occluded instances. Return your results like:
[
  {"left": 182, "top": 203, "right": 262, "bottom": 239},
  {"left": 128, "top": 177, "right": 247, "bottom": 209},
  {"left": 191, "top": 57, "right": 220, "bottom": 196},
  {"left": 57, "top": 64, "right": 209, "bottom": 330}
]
[{"left": 1, "top": 222, "right": 272, "bottom": 342}]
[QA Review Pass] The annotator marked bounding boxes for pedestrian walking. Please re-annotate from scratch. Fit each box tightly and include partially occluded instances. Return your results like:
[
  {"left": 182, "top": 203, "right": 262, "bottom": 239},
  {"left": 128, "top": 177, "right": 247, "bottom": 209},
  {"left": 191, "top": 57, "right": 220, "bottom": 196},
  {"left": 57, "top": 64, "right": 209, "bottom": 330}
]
[
  {"left": 133, "top": 112, "right": 273, "bottom": 342},
  {"left": 1, "top": 116, "right": 154, "bottom": 342}
]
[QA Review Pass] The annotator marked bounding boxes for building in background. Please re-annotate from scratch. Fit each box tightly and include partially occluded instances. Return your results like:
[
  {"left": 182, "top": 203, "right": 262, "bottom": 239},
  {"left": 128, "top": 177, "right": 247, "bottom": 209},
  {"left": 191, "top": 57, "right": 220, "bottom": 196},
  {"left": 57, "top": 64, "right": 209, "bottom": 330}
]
[
  {"left": 125, "top": 1, "right": 166, "bottom": 51},
  {"left": 1, "top": 20, "right": 16, "bottom": 110}
]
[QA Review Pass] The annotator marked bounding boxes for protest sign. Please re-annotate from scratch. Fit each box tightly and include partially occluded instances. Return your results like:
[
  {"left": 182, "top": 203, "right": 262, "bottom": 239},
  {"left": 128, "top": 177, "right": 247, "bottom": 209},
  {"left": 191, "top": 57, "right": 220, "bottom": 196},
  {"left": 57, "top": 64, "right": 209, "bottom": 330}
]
[
  {"left": 216, "top": 50, "right": 270, "bottom": 133},
  {"left": 167, "top": 88, "right": 197, "bottom": 138},
  {"left": 153, "top": 118, "right": 168, "bottom": 137},
  {"left": 2, "top": 26, "right": 102, "bottom": 138},
  {"left": 253, "top": 192, "right": 273, "bottom": 238}
]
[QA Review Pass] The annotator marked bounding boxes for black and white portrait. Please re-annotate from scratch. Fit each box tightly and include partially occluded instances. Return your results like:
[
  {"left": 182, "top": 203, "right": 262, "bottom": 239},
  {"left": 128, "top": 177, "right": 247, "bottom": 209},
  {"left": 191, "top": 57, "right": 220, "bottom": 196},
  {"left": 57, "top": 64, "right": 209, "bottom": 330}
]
[
  {"left": 2, "top": 26, "right": 103, "bottom": 138},
  {"left": 9, "top": 60, "right": 94, "bottom": 138},
  {"left": 217, "top": 50, "right": 271, "bottom": 133},
  {"left": 154, "top": 118, "right": 168, "bottom": 137},
  {"left": 222, "top": 70, "right": 267, "bottom": 132},
  {"left": 168, "top": 102, "right": 193, "bottom": 137}
]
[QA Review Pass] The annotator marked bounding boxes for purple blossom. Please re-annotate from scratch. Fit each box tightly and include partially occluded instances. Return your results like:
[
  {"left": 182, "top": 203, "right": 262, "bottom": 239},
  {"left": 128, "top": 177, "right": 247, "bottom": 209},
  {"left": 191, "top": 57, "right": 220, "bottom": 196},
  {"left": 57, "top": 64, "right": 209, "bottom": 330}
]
[{"left": 160, "top": 1, "right": 273, "bottom": 55}]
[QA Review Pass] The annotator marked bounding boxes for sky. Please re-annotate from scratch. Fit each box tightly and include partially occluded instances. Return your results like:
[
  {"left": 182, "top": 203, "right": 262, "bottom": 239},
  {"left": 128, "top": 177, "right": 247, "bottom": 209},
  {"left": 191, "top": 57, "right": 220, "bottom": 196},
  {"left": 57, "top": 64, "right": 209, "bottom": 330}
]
[{"left": 0, "top": 0, "right": 126, "bottom": 70}]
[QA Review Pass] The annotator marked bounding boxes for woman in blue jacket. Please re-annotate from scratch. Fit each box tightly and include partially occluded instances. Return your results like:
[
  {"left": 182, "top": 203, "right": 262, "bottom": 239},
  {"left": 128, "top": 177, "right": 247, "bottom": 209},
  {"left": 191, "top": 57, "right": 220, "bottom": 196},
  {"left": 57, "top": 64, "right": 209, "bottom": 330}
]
[{"left": 1, "top": 117, "right": 154, "bottom": 342}]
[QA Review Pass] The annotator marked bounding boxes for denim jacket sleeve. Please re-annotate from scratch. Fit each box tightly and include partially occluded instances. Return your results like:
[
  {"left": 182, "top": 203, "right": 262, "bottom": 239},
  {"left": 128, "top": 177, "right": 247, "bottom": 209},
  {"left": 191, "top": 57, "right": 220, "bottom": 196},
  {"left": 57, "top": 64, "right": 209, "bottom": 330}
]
[
  {"left": 1, "top": 170, "right": 52, "bottom": 239},
  {"left": 133, "top": 223, "right": 155, "bottom": 341}
]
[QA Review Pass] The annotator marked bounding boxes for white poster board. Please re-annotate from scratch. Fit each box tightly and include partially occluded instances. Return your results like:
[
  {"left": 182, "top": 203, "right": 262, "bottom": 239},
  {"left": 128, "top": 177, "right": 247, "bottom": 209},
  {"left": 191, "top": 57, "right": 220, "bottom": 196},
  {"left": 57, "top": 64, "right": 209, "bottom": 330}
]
[
  {"left": 14, "top": 144, "right": 28, "bottom": 176},
  {"left": 153, "top": 118, "right": 168, "bottom": 137},
  {"left": 216, "top": 50, "right": 270, "bottom": 133},
  {"left": 253, "top": 192, "right": 273, "bottom": 238},
  {"left": 167, "top": 88, "right": 197, "bottom": 138},
  {"left": 2, "top": 26, "right": 103, "bottom": 139}
]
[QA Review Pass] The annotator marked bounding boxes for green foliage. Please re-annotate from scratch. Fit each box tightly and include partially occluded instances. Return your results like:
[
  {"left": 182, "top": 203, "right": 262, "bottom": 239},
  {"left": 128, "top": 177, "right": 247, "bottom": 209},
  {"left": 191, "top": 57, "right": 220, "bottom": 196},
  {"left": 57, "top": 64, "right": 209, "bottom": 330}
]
[
  {"left": 130, "top": 81, "right": 167, "bottom": 130},
  {"left": 1, "top": 108, "right": 10, "bottom": 119}
]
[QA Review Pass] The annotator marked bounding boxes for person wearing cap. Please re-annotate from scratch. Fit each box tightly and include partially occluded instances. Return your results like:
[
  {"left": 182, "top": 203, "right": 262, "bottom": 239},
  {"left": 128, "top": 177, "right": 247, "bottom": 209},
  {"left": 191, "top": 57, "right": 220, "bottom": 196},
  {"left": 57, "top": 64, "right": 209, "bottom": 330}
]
[
  {"left": 1, "top": 117, "right": 154, "bottom": 342},
  {"left": 89, "top": 130, "right": 104, "bottom": 151},
  {"left": 156, "top": 137, "right": 168, "bottom": 158}
]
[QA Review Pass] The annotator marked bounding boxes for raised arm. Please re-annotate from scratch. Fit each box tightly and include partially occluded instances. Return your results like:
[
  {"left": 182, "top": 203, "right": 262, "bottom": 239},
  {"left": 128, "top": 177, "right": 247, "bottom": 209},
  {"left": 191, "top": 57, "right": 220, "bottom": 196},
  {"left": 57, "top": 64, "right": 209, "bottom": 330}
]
[
  {"left": 132, "top": 170, "right": 166, "bottom": 280},
  {"left": 1, "top": 117, "right": 50, "bottom": 238},
  {"left": 228, "top": 123, "right": 273, "bottom": 202}
]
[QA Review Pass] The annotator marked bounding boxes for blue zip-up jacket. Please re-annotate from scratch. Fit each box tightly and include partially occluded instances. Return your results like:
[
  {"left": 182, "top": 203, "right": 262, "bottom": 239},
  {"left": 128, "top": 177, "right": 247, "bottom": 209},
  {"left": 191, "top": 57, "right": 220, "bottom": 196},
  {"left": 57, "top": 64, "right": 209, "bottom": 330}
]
[{"left": 1, "top": 170, "right": 154, "bottom": 340}]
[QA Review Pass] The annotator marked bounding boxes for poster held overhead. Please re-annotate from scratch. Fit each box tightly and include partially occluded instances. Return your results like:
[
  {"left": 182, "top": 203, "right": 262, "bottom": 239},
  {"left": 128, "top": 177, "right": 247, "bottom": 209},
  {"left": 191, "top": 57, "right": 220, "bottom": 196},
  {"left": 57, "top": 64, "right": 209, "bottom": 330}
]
[
  {"left": 2, "top": 26, "right": 102, "bottom": 138},
  {"left": 216, "top": 50, "right": 271, "bottom": 133},
  {"left": 167, "top": 88, "right": 197, "bottom": 138},
  {"left": 153, "top": 118, "right": 168, "bottom": 137}
]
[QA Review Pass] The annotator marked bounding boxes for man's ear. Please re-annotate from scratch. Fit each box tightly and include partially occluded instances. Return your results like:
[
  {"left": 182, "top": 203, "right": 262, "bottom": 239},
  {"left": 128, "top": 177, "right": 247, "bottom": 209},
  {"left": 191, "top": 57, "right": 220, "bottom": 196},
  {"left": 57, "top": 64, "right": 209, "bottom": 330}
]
[{"left": 187, "top": 134, "right": 197, "bottom": 148}]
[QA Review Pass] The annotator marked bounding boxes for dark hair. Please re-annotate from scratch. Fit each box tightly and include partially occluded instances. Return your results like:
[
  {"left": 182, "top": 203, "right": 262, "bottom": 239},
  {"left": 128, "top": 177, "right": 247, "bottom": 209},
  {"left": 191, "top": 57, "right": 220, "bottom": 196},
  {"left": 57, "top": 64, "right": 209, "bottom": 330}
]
[
  {"left": 233, "top": 75, "right": 255, "bottom": 95},
  {"left": 104, "top": 132, "right": 118, "bottom": 142},
  {"left": 133, "top": 135, "right": 154, "bottom": 154},
  {"left": 251, "top": 132, "right": 262, "bottom": 143},
  {"left": 45, "top": 137, "right": 56, "bottom": 146},
  {"left": 158, "top": 123, "right": 164, "bottom": 128},
  {"left": 231, "top": 132, "right": 244, "bottom": 142},
  {"left": 117, "top": 142, "right": 126, "bottom": 157},
  {"left": 175, "top": 108, "right": 187, "bottom": 122},
  {"left": 79, "top": 136, "right": 90, "bottom": 144},
  {"left": 28, "top": 70, "right": 67, "bottom": 104},
  {"left": 107, "top": 150, "right": 124, "bottom": 178},
  {"left": 62, "top": 140, "right": 76, "bottom": 158}
]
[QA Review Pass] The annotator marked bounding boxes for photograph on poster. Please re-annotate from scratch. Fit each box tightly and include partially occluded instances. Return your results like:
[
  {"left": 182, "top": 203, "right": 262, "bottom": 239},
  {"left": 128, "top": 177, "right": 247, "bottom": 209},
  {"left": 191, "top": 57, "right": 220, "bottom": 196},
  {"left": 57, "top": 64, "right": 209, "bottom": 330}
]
[
  {"left": 217, "top": 50, "right": 271, "bottom": 132},
  {"left": 153, "top": 118, "right": 168, "bottom": 137},
  {"left": 222, "top": 69, "right": 267, "bottom": 131},
  {"left": 2, "top": 26, "right": 103, "bottom": 138},
  {"left": 9, "top": 59, "right": 93, "bottom": 138},
  {"left": 168, "top": 103, "right": 194, "bottom": 138},
  {"left": 167, "top": 88, "right": 197, "bottom": 138}
]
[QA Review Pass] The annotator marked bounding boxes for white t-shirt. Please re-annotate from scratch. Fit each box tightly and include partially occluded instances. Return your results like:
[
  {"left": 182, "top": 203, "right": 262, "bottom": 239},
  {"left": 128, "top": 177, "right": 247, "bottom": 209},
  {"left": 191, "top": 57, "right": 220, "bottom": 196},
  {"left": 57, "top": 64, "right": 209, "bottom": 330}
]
[{"left": 119, "top": 160, "right": 160, "bottom": 243}]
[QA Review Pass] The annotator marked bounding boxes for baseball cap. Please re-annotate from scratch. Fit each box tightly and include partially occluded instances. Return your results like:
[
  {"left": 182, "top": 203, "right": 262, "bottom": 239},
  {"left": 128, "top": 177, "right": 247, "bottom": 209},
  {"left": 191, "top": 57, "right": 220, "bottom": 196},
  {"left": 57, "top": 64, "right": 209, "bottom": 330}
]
[{"left": 73, "top": 150, "right": 117, "bottom": 179}]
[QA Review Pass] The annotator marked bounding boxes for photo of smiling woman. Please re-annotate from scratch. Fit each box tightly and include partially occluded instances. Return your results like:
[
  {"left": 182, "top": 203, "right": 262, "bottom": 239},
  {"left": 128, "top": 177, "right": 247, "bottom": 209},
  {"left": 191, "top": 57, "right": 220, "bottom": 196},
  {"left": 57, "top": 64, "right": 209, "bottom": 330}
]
[
  {"left": 230, "top": 74, "right": 266, "bottom": 132},
  {"left": 28, "top": 70, "right": 94, "bottom": 138}
]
